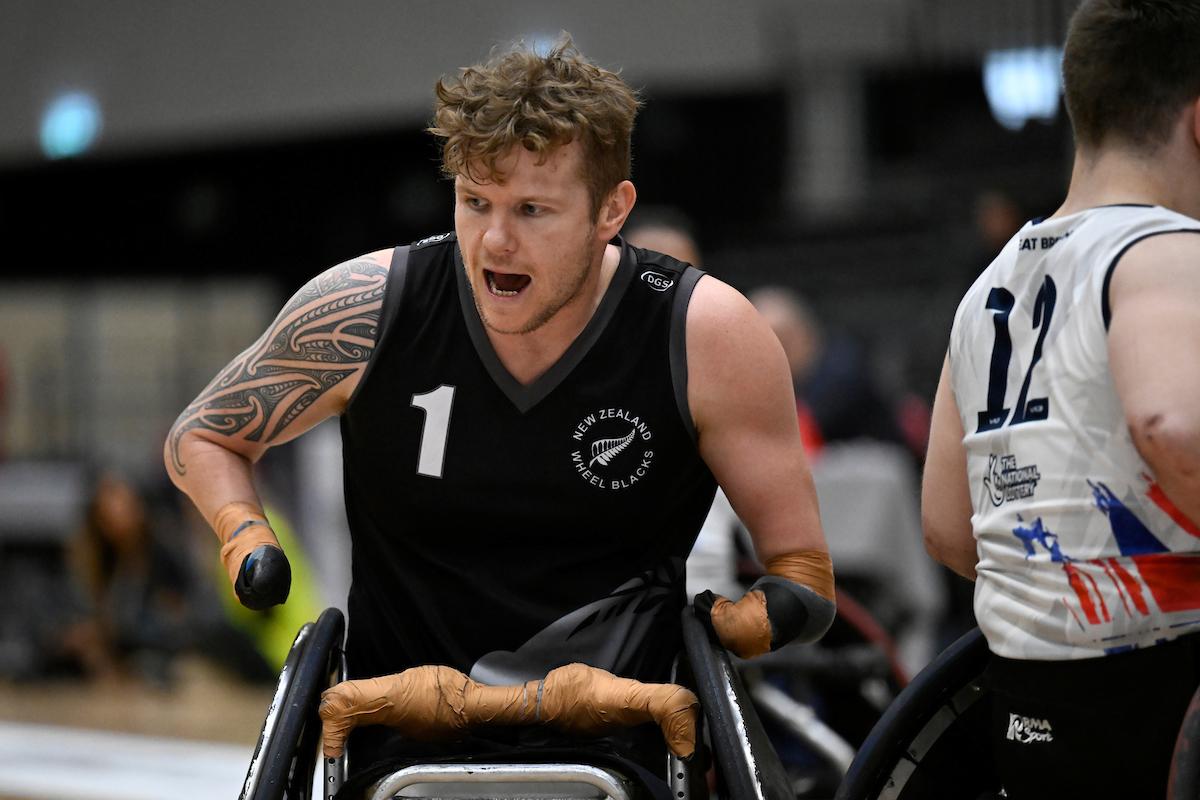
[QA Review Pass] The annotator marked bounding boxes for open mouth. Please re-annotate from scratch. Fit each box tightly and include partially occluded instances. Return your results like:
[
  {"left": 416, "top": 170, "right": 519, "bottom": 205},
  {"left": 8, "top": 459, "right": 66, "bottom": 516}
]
[{"left": 485, "top": 269, "right": 531, "bottom": 298}]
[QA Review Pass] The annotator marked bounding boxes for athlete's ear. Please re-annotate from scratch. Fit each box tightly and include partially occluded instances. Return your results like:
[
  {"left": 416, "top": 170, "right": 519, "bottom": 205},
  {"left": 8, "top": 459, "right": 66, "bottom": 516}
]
[{"left": 596, "top": 180, "right": 636, "bottom": 240}]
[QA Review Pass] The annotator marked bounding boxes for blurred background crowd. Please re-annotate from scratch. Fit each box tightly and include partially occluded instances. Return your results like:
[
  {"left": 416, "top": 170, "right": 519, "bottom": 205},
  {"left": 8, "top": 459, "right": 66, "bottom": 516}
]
[{"left": 0, "top": 0, "right": 1078, "bottom": 791}]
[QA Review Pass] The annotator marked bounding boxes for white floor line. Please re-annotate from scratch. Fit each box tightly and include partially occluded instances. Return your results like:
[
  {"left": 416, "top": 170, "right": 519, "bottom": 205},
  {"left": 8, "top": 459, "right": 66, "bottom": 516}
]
[{"left": 0, "top": 721, "right": 252, "bottom": 800}]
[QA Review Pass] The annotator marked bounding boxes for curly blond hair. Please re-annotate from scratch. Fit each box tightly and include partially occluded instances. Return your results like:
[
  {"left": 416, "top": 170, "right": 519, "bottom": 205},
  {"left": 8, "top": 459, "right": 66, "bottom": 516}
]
[{"left": 428, "top": 36, "right": 641, "bottom": 216}]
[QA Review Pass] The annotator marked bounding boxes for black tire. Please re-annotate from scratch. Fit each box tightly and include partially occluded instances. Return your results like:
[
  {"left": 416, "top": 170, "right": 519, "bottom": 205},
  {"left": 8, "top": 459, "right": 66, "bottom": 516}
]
[
  {"left": 834, "top": 627, "right": 999, "bottom": 800},
  {"left": 240, "top": 608, "right": 346, "bottom": 800},
  {"left": 681, "top": 608, "right": 794, "bottom": 800}
]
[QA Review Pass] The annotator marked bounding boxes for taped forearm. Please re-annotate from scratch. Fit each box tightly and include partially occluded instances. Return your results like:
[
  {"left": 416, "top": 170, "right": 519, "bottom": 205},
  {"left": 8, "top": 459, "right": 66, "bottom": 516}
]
[
  {"left": 703, "top": 549, "right": 836, "bottom": 658},
  {"left": 211, "top": 501, "right": 291, "bottom": 609},
  {"left": 318, "top": 663, "right": 700, "bottom": 759},
  {"left": 212, "top": 501, "right": 276, "bottom": 585}
]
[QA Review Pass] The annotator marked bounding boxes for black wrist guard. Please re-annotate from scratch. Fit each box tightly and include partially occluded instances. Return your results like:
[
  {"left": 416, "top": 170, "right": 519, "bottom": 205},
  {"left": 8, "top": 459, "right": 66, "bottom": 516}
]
[{"left": 234, "top": 544, "right": 292, "bottom": 610}]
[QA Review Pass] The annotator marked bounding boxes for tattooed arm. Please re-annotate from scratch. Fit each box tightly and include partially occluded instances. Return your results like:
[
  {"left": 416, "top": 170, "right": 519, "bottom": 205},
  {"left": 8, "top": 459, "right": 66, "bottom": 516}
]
[{"left": 164, "top": 250, "right": 391, "bottom": 606}]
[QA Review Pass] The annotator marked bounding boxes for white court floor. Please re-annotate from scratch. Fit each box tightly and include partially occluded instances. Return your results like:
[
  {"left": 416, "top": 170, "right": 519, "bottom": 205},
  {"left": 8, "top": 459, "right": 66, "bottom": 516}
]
[{"left": 0, "top": 721, "right": 254, "bottom": 800}]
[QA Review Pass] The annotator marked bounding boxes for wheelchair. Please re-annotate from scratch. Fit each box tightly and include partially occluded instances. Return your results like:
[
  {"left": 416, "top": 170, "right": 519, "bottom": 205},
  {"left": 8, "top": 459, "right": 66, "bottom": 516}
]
[
  {"left": 238, "top": 607, "right": 794, "bottom": 800},
  {"left": 241, "top": 612, "right": 1039, "bottom": 799},
  {"left": 833, "top": 627, "right": 998, "bottom": 800}
]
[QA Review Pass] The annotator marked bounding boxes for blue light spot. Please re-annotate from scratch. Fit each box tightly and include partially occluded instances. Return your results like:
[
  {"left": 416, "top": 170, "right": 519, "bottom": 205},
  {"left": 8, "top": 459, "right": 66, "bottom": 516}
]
[
  {"left": 983, "top": 47, "right": 1063, "bottom": 132},
  {"left": 40, "top": 92, "right": 102, "bottom": 159},
  {"left": 527, "top": 34, "right": 559, "bottom": 57}
]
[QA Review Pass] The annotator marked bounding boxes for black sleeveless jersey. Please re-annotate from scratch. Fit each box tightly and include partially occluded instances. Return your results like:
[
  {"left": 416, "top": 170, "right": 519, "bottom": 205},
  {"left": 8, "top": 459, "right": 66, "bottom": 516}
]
[{"left": 340, "top": 233, "right": 717, "bottom": 689}]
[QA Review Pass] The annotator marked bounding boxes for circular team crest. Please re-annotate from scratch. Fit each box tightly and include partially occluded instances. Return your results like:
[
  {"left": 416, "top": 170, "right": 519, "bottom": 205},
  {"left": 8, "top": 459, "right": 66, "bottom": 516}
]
[{"left": 570, "top": 407, "right": 655, "bottom": 490}]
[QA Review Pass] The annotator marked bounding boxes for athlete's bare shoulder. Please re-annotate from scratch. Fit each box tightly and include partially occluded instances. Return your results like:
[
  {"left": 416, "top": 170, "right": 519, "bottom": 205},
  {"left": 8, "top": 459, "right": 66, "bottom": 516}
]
[
  {"left": 166, "top": 249, "right": 394, "bottom": 476},
  {"left": 684, "top": 276, "right": 793, "bottom": 433}
]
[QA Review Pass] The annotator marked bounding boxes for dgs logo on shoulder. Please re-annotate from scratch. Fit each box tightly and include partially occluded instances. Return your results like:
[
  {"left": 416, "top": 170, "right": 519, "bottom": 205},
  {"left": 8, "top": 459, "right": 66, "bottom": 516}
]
[
  {"left": 639, "top": 270, "right": 675, "bottom": 292},
  {"left": 413, "top": 232, "right": 452, "bottom": 248},
  {"left": 570, "top": 407, "right": 655, "bottom": 490}
]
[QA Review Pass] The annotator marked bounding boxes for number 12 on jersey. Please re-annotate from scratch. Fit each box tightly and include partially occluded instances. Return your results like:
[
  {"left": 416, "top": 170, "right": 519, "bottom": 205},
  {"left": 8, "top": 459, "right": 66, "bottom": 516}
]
[{"left": 976, "top": 276, "right": 1057, "bottom": 432}]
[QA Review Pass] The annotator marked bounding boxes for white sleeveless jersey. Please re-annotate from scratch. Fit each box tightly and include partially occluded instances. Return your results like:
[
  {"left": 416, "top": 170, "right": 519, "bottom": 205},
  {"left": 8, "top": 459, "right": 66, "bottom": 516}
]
[{"left": 949, "top": 204, "right": 1200, "bottom": 660}]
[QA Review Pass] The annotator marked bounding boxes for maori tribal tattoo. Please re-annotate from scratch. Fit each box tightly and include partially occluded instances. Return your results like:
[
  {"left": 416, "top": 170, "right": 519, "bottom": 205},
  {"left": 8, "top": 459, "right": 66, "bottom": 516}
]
[{"left": 168, "top": 258, "right": 388, "bottom": 476}]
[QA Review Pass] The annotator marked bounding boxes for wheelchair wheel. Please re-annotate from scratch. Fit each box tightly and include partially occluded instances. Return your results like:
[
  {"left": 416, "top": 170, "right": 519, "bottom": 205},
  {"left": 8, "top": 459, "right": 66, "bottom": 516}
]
[
  {"left": 240, "top": 607, "right": 346, "bottom": 800},
  {"left": 834, "top": 627, "right": 999, "bottom": 800},
  {"left": 680, "top": 608, "right": 794, "bottom": 800},
  {"left": 1168, "top": 680, "right": 1200, "bottom": 799}
]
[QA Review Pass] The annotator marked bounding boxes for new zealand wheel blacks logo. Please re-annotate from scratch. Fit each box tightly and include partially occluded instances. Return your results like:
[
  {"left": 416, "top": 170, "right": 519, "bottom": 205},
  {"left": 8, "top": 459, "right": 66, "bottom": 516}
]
[{"left": 570, "top": 407, "right": 655, "bottom": 490}]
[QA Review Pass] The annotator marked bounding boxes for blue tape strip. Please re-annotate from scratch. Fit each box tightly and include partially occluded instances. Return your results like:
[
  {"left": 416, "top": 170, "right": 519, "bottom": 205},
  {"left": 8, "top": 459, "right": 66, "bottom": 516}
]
[{"left": 229, "top": 519, "right": 268, "bottom": 541}]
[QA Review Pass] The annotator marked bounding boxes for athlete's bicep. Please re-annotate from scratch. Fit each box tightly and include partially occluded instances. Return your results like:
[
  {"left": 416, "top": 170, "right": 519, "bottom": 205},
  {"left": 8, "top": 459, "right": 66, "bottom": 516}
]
[
  {"left": 1108, "top": 233, "right": 1200, "bottom": 524},
  {"left": 686, "top": 277, "right": 827, "bottom": 562},
  {"left": 921, "top": 354, "right": 977, "bottom": 580},
  {"left": 166, "top": 250, "right": 392, "bottom": 478}
]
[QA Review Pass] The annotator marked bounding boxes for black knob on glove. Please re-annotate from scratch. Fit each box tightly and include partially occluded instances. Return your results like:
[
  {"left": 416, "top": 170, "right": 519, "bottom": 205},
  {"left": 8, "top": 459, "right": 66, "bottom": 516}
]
[{"left": 234, "top": 544, "right": 291, "bottom": 610}]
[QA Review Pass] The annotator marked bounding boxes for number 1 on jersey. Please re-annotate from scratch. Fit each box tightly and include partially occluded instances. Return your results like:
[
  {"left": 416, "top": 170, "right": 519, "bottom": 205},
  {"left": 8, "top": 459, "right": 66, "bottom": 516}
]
[
  {"left": 411, "top": 385, "right": 456, "bottom": 478},
  {"left": 976, "top": 276, "right": 1057, "bottom": 433}
]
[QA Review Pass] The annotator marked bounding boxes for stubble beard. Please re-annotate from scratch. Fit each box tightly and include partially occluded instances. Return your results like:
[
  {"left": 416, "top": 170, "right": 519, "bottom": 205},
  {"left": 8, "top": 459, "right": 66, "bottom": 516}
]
[{"left": 471, "top": 229, "right": 598, "bottom": 336}]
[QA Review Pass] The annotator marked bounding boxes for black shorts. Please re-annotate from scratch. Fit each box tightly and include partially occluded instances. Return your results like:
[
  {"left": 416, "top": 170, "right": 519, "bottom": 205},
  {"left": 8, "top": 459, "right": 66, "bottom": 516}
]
[{"left": 984, "top": 631, "right": 1200, "bottom": 800}]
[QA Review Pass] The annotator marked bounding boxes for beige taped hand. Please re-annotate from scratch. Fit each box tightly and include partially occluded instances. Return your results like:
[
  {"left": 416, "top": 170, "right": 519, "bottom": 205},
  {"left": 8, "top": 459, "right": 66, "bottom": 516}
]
[
  {"left": 709, "top": 549, "right": 836, "bottom": 658},
  {"left": 318, "top": 662, "right": 700, "bottom": 759},
  {"left": 710, "top": 590, "right": 772, "bottom": 658}
]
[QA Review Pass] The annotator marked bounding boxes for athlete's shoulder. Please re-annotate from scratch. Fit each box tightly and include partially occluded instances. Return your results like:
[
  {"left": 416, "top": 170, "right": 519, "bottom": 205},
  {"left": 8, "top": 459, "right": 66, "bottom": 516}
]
[
  {"left": 411, "top": 231, "right": 457, "bottom": 251},
  {"left": 305, "top": 249, "right": 392, "bottom": 300},
  {"left": 685, "top": 275, "right": 776, "bottom": 358},
  {"left": 627, "top": 240, "right": 696, "bottom": 280}
]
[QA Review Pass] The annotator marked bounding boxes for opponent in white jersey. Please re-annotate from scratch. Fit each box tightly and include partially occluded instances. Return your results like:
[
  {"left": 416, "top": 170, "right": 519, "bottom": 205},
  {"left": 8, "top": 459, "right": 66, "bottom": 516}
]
[
  {"left": 948, "top": 204, "right": 1200, "bottom": 660},
  {"left": 922, "top": 2, "right": 1200, "bottom": 797}
]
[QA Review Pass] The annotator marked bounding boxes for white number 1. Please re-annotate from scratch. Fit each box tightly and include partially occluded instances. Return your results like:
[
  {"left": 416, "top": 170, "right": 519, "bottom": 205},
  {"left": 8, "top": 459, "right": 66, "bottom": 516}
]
[{"left": 410, "top": 385, "right": 456, "bottom": 478}]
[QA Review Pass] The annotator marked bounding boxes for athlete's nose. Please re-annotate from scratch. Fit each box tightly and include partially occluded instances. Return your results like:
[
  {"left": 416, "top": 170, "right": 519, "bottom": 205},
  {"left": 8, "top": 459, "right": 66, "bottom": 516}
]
[{"left": 481, "top": 214, "right": 516, "bottom": 258}]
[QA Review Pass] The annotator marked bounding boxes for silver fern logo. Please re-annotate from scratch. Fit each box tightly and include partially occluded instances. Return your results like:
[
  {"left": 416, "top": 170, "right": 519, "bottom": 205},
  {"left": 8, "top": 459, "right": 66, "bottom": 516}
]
[
  {"left": 571, "top": 408, "right": 655, "bottom": 490},
  {"left": 590, "top": 429, "right": 635, "bottom": 467}
]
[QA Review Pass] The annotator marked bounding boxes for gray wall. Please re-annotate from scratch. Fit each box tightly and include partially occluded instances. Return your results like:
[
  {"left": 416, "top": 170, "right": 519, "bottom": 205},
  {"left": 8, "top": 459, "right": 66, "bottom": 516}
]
[{"left": 0, "top": 0, "right": 1074, "bottom": 165}]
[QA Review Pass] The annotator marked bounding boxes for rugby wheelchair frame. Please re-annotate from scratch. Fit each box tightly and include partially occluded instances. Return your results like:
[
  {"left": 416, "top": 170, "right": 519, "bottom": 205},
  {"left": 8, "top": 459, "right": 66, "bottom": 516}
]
[
  {"left": 253, "top": 612, "right": 1154, "bottom": 799},
  {"left": 238, "top": 607, "right": 794, "bottom": 800}
]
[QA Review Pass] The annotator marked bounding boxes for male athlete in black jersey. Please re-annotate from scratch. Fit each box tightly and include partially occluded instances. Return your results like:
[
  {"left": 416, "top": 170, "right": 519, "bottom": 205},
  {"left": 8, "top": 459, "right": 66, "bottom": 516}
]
[{"left": 165, "top": 36, "right": 834, "bottom": 781}]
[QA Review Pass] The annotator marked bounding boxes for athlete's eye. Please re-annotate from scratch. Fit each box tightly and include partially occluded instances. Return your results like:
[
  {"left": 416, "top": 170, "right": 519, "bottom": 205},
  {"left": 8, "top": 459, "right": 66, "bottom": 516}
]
[
  {"left": 521, "top": 203, "right": 543, "bottom": 217},
  {"left": 461, "top": 196, "right": 487, "bottom": 211}
]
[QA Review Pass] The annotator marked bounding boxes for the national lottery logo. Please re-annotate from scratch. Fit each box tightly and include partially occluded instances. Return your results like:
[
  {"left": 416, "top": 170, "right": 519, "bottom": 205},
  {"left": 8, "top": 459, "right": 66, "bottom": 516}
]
[
  {"left": 571, "top": 408, "right": 655, "bottom": 490},
  {"left": 984, "top": 453, "right": 1042, "bottom": 507}
]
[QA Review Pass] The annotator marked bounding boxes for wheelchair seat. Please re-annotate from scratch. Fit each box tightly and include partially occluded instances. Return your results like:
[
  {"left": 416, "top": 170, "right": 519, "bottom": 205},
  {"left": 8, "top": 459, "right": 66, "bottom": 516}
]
[{"left": 240, "top": 607, "right": 790, "bottom": 800}]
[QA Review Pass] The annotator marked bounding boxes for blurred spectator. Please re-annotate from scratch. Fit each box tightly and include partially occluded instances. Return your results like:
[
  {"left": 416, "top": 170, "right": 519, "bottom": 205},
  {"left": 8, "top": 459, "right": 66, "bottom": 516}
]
[
  {"left": 957, "top": 189, "right": 1026, "bottom": 291},
  {"left": 623, "top": 206, "right": 703, "bottom": 266},
  {"left": 974, "top": 189, "right": 1024, "bottom": 257},
  {"left": 749, "top": 286, "right": 903, "bottom": 454},
  {"left": 60, "top": 471, "right": 193, "bottom": 685},
  {"left": 750, "top": 287, "right": 944, "bottom": 674}
]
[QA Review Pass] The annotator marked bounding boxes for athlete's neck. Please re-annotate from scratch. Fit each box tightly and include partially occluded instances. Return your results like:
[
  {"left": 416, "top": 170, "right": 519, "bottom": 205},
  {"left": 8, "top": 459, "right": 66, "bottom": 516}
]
[
  {"left": 1053, "top": 137, "right": 1200, "bottom": 220},
  {"left": 488, "top": 242, "right": 621, "bottom": 386}
]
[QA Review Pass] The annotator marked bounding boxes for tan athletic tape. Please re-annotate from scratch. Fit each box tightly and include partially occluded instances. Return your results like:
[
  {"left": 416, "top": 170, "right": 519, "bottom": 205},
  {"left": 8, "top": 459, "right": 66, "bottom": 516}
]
[
  {"left": 532, "top": 663, "right": 699, "bottom": 758},
  {"left": 764, "top": 550, "right": 835, "bottom": 601},
  {"left": 710, "top": 549, "right": 836, "bottom": 658},
  {"left": 318, "top": 663, "right": 699, "bottom": 759},
  {"left": 710, "top": 590, "right": 772, "bottom": 658},
  {"left": 211, "top": 501, "right": 279, "bottom": 589}
]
